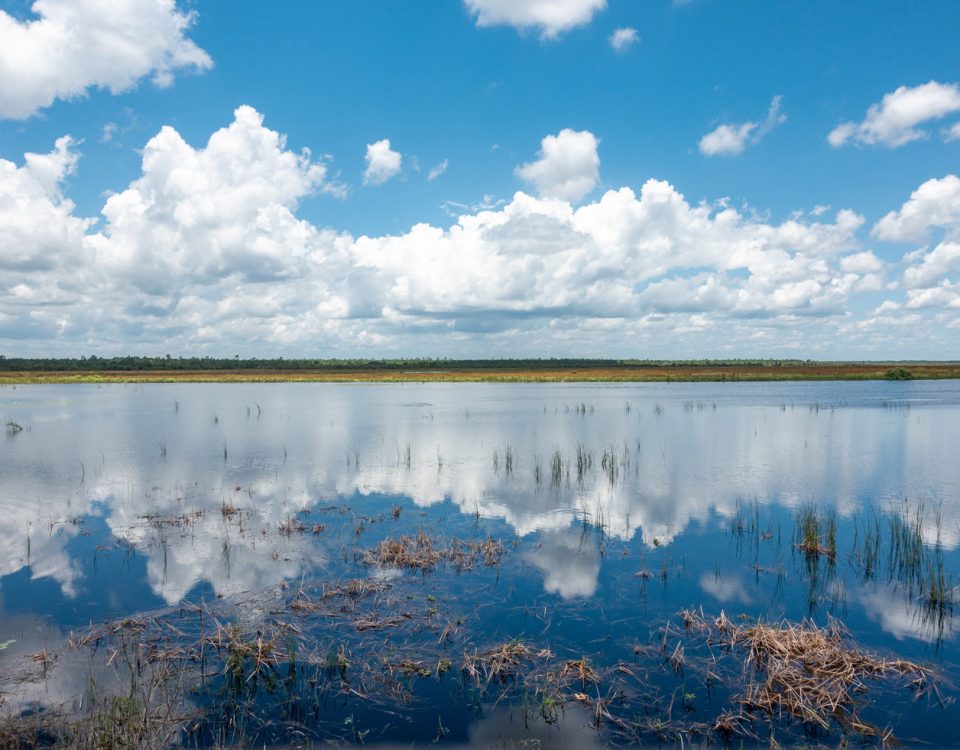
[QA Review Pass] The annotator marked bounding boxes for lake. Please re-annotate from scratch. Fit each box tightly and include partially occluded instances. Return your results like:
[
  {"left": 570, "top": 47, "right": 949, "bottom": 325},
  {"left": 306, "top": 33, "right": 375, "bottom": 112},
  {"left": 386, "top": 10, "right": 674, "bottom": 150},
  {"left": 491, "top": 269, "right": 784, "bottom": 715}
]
[{"left": 1, "top": 381, "right": 958, "bottom": 747}]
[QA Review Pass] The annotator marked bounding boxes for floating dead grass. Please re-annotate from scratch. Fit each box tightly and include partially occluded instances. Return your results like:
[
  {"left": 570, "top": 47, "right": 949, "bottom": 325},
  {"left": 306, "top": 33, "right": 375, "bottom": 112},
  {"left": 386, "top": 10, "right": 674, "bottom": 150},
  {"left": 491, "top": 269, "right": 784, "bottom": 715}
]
[
  {"left": 323, "top": 578, "right": 390, "bottom": 600},
  {"left": 462, "top": 641, "right": 554, "bottom": 685},
  {"left": 676, "top": 609, "right": 941, "bottom": 736},
  {"left": 354, "top": 613, "right": 412, "bottom": 632},
  {"left": 364, "top": 531, "right": 503, "bottom": 571},
  {"left": 556, "top": 657, "right": 600, "bottom": 687}
]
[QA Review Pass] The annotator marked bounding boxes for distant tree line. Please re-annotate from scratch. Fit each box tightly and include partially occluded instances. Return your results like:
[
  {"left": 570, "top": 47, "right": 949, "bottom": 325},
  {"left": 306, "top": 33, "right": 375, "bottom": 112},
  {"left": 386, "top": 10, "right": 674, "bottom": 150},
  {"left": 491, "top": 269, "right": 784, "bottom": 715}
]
[{"left": 0, "top": 355, "right": 841, "bottom": 372}]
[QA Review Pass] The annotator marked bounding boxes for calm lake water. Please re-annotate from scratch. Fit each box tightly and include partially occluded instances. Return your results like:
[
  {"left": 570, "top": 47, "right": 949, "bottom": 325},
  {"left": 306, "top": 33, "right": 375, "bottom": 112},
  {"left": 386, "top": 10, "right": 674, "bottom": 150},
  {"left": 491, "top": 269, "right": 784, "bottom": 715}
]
[{"left": 1, "top": 381, "right": 959, "bottom": 747}]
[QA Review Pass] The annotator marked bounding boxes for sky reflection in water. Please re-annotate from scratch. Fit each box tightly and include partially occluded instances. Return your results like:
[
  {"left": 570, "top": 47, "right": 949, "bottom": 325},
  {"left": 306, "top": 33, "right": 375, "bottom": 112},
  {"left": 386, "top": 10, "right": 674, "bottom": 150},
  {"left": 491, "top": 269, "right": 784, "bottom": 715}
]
[{"left": 1, "top": 380, "right": 959, "bottom": 745}]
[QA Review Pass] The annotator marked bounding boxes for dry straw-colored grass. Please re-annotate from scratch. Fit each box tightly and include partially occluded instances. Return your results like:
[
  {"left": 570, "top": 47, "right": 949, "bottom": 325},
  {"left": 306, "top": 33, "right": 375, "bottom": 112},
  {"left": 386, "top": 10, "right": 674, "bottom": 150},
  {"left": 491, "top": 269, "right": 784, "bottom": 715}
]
[
  {"left": 364, "top": 531, "right": 503, "bottom": 571},
  {"left": 678, "top": 609, "right": 940, "bottom": 736},
  {"left": 462, "top": 641, "right": 554, "bottom": 685}
]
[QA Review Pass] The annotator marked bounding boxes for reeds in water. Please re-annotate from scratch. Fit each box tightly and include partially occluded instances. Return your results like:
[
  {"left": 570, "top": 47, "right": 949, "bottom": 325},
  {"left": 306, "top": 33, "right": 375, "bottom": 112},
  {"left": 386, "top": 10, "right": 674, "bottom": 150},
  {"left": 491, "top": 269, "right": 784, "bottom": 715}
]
[{"left": 793, "top": 503, "right": 837, "bottom": 561}]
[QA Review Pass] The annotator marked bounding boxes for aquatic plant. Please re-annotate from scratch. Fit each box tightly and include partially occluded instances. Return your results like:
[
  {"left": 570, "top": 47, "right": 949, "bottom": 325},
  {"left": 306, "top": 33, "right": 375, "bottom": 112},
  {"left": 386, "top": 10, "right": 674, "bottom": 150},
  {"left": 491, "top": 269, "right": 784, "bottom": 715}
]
[
  {"left": 675, "top": 610, "right": 939, "bottom": 737},
  {"left": 793, "top": 503, "right": 837, "bottom": 561},
  {"left": 550, "top": 448, "right": 564, "bottom": 487},
  {"left": 575, "top": 444, "right": 592, "bottom": 484}
]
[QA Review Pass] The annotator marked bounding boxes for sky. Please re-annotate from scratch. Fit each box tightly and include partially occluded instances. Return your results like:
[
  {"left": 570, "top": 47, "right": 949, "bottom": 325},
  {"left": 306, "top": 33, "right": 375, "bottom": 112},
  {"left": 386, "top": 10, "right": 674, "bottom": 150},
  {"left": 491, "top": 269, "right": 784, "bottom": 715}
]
[{"left": 1, "top": 0, "right": 959, "bottom": 359}]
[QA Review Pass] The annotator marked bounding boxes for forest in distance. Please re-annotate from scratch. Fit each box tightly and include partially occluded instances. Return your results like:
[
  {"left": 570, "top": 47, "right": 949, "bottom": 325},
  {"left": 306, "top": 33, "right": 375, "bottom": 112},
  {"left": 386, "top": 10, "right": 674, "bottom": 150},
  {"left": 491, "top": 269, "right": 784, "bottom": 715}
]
[{"left": 0, "top": 355, "right": 865, "bottom": 371}]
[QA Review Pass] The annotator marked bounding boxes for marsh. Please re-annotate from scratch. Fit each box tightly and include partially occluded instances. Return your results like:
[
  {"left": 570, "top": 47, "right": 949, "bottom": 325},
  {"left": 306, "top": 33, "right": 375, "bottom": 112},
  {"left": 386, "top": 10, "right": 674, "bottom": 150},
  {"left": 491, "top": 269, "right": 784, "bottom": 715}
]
[{"left": 1, "top": 380, "right": 958, "bottom": 747}]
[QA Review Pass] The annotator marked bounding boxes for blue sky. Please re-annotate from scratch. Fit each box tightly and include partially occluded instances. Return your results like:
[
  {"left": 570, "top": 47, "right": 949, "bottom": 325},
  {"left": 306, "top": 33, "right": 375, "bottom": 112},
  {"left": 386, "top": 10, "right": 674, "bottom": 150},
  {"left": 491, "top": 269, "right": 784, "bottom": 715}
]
[{"left": 1, "top": 0, "right": 959, "bottom": 358}]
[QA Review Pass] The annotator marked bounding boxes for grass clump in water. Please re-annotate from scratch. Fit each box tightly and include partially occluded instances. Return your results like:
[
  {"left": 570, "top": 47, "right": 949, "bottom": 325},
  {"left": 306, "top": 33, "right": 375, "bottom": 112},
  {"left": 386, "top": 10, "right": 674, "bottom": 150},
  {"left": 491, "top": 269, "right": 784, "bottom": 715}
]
[
  {"left": 676, "top": 610, "right": 940, "bottom": 738},
  {"left": 793, "top": 503, "right": 837, "bottom": 561},
  {"left": 364, "top": 531, "right": 503, "bottom": 571}
]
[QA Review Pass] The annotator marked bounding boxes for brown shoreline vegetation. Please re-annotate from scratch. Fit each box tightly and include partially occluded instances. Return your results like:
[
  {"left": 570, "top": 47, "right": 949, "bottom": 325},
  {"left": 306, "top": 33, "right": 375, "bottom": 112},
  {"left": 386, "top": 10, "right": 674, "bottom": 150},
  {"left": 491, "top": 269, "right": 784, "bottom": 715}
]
[{"left": 3, "top": 362, "right": 960, "bottom": 384}]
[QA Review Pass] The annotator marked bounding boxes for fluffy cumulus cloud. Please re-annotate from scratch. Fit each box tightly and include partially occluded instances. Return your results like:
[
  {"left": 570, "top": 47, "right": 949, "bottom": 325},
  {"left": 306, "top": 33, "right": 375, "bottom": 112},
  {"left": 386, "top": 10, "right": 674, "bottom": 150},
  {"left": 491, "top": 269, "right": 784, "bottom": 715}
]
[
  {"left": 855, "top": 174, "right": 960, "bottom": 326},
  {"left": 0, "top": 136, "right": 92, "bottom": 271},
  {"left": 358, "top": 185, "right": 869, "bottom": 327},
  {"left": 4, "top": 108, "right": 950, "bottom": 356},
  {"left": 0, "top": 0, "right": 212, "bottom": 119},
  {"left": 87, "top": 105, "right": 339, "bottom": 293},
  {"left": 363, "top": 138, "right": 402, "bottom": 186},
  {"left": 872, "top": 174, "right": 960, "bottom": 243},
  {"left": 0, "top": 136, "right": 97, "bottom": 341},
  {"left": 609, "top": 27, "right": 639, "bottom": 52},
  {"left": 699, "top": 96, "right": 786, "bottom": 157},
  {"left": 464, "top": 0, "right": 606, "bottom": 39},
  {"left": 515, "top": 128, "right": 600, "bottom": 202},
  {"left": 828, "top": 81, "right": 960, "bottom": 148}
]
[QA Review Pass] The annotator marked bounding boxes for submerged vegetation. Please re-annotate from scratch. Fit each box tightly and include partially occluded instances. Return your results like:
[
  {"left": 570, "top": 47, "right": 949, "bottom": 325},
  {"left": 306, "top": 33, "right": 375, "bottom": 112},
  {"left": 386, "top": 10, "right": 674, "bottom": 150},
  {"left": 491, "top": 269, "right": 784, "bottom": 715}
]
[
  {"left": 2, "top": 385, "right": 959, "bottom": 747},
  {"left": 0, "top": 491, "right": 955, "bottom": 748}
]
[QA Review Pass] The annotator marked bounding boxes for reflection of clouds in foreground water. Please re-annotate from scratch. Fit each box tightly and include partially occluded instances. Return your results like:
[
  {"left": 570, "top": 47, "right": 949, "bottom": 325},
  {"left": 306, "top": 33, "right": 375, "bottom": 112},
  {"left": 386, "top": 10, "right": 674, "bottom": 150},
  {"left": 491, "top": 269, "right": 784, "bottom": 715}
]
[
  {"left": 0, "top": 614, "right": 82, "bottom": 713},
  {"left": 858, "top": 584, "right": 957, "bottom": 644},
  {"left": 1, "top": 384, "right": 959, "bottom": 609},
  {"left": 94, "top": 479, "right": 328, "bottom": 605},
  {"left": 525, "top": 530, "right": 601, "bottom": 599},
  {"left": 0, "top": 506, "right": 82, "bottom": 598},
  {"left": 699, "top": 571, "right": 755, "bottom": 606},
  {"left": 368, "top": 703, "right": 604, "bottom": 750}
]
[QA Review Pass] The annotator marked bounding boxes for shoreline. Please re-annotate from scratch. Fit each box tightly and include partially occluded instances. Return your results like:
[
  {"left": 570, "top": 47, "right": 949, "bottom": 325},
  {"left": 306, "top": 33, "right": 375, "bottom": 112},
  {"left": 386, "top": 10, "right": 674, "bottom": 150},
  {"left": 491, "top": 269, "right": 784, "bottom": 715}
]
[{"left": 2, "top": 363, "right": 960, "bottom": 384}]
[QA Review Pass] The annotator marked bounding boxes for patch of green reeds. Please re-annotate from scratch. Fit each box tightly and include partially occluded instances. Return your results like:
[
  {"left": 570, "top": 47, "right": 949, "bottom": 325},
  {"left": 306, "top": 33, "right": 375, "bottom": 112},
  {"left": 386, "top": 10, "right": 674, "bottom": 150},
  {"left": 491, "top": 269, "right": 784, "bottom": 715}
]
[{"left": 793, "top": 503, "right": 837, "bottom": 562}]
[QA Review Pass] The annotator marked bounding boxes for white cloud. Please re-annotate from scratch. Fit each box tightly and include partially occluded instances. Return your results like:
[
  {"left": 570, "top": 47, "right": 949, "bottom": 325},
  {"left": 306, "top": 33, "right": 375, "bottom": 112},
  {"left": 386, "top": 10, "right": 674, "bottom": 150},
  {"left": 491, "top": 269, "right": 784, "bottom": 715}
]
[
  {"left": 515, "top": 128, "right": 600, "bottom": 202},
  {"left": 872, "top": 174, "right": 960, "bottom": 243},
  {"left": 699, "top": 96, "right": 786, "bottom": 157},
  {"left": 903, "top": 242, "right": 960, "bottom": 290},
  {"left": 698, "top": 122, "right": 756, "bottom": 157},
  {"left": 828, "top": 81, "right": 960, "bottom": 148},
  {"left": 0, "top": 107, "right": 932, "bottom": 356},
  {"left": 0, "top": 135, "right": 93, "bottom": 272},
  {"left": 464, "top": 0, "right": 606, "bottom": 39},
  {"left": 427, "top": 158, "right": 449, "bottom": 181},
  {"left": 839, "top": 251, "right": 883, "bottom": 275},
  {"left": 945, "top": 121, "right": 960, "bottom": 142},
  {"left": 87, "top": 105, "right": 339, "bottom": 296},
  {"left": 352, "top": 183, "right": 866, "bottom": 325},
  {"left": 871, "top": 175, "right": 960, "bottom": 317},
  {"left": 904, "top": 281, "right": 960, "bottom": 310},
  {"left": 363, "top": 139, "right": 402, "bottom": 186},
  {"left": 0, "top": 0, "right": 212, "bottom": 119},
  {"left": 609, "top": 27, "right": 639, "bottom": 52}
]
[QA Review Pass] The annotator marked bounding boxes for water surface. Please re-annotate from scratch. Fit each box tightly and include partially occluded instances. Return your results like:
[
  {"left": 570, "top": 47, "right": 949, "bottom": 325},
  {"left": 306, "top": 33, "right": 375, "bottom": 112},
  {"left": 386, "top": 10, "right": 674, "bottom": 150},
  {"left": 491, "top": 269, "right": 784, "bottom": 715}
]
[{"left": 2, "top": 381, "right": 958, "bottom": 746}]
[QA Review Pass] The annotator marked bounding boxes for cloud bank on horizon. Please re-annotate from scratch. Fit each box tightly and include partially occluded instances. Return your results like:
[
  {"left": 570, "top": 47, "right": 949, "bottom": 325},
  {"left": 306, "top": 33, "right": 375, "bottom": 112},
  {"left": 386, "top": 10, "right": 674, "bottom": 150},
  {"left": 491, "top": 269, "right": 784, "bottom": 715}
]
[{"left": 1, "top": 0, "right": 959, "bottom": 358}]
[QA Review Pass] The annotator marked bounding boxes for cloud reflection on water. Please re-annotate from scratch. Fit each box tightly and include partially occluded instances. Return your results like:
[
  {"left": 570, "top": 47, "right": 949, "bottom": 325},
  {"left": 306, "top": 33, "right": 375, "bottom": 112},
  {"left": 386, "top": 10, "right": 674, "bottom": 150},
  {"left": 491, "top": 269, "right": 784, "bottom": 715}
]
[{"left": 1, "top": 382, "right": 958, "bottom": 645}]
